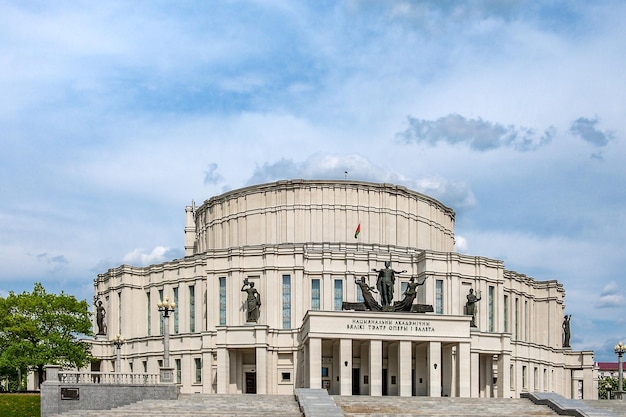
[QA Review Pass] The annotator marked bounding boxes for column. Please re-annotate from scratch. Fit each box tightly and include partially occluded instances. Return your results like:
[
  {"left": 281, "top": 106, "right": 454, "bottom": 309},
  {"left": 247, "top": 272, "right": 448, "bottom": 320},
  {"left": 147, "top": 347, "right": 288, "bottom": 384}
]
[
  {"left": 482, "top": 355, "right": 493, "bottom": 397},
  {"left": 202, "top": 351, "right": 213, "bottom": 393},
  {"left": 303, "top": 341, "right": 309, "bottom": 388},
  {"left": 457, "top": 342, "right": 471, "bottom": 397},
  {"left": 470, "top": 352, "right": 480, "bottom": 397},
  {"left": 442, "top": 344, "right": 454, "bottom": 397},
  {"left": 582, "top": 367, "right": 595, "bottom": 399},
  {"left": 217, "top": 347, "right": 229, "bottom": 394},
  {"left": 309, "top": 337, "right": 322, "bottom": 389},
  {"left": 339, "top": 338, "right": 352, "bottom": 395},
  {"left": 414, "top": 343, "right": 428, "bottom": 396},
  {"left": 256, "top": 346, "right": 267, "bottom": 394},
  {"left": 497, "top": 353, "right": 510, "bottom": 398},
  {"left": 360, "top": 341, "right": 370, "bottom": 395},
  {"left": 369, "top": 339, "right": 382, "bottom": 396},
  {"left": 398, "top": 340, "right": 412, "bottom": 397},
  {"left": 428, "top": 341, "right": 441, "bottom": 397}
]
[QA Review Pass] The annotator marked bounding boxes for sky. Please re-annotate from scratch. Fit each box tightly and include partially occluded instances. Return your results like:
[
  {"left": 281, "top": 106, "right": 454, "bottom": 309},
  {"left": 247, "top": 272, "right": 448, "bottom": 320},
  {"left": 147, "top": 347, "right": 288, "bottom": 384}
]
[{"left": 1, "top": 1, "right": 624, "bottom": 362}]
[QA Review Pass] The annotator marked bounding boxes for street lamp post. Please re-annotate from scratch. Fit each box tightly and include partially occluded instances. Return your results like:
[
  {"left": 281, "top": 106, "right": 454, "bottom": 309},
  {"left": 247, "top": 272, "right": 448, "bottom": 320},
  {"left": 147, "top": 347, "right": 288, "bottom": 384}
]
[
  {"left": 113, "top": 333, "right": 124, "bottom": 373},
  {"left": 157, "top": 296, "right": 176, "bottom": 368},
  {"left": 615, "top": 341, "right": 625, "bottom": 400}
]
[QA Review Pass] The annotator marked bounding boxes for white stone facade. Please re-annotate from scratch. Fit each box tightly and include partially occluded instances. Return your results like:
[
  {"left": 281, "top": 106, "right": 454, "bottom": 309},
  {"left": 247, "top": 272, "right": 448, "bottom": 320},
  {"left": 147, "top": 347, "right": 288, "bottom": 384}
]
[{"left": 90, "top": 180, "right": 597, "bottom": 399}]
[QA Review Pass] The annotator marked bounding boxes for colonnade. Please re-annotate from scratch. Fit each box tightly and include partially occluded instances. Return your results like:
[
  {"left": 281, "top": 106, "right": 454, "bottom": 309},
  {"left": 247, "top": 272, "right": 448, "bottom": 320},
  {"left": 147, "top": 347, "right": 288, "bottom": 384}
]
[{"left": 304, "top": 337, "right": 474, "bottom": 397}]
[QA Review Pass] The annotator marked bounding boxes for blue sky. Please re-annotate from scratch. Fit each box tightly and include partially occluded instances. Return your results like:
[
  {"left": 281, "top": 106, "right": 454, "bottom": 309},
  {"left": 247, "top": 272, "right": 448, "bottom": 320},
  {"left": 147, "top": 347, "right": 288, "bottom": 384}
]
[{"left": 1, "top": 1, "right": 624, "bottom": 361}]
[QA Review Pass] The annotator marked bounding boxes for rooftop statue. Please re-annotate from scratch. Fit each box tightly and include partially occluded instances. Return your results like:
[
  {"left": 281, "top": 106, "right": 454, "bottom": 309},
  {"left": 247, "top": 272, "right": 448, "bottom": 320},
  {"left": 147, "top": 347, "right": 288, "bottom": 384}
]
[
  {"left": 394, "top": 276, "right": 427, "bottom": 312},
  {"left": 372, "top": 261, "right": 406, "bottom": 307},
  {"left": 354, "top": 276, "right": 382, "bottom": 311},
  {"left": 93, "top": 298, "right": 107, "bottom": 335},
  {"left": 563, "top": 314, "right": 571, "bottom": 348}
]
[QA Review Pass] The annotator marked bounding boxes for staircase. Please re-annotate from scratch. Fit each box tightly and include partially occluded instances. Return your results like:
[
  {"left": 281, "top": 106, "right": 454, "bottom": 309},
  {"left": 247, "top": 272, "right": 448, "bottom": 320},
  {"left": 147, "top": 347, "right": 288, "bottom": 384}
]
[
  {"left": 582, "top": 400, "right": 626, "bottom": 416},
  {"left": 333, "top": 396, "right": 558, "bottom": 416},
  {"left": 53, "top": 394, "right": 303, "bottom": 417}
]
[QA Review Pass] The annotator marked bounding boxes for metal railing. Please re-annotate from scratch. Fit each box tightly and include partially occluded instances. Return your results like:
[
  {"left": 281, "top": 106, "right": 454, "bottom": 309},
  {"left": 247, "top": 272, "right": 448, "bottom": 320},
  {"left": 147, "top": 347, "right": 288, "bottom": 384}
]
[{"left": 58, "top": 371, "right": 160, "bottom": 385}]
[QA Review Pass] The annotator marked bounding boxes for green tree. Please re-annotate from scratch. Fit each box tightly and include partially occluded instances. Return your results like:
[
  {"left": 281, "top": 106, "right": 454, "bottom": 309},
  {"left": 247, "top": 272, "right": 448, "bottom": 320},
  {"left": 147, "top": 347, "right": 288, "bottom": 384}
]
[
  {"left": 598, "top": 376, "right": 619, "bottom": 399},
  {"left": 0, "top": 283, "right": 92, "bottom": 387}
]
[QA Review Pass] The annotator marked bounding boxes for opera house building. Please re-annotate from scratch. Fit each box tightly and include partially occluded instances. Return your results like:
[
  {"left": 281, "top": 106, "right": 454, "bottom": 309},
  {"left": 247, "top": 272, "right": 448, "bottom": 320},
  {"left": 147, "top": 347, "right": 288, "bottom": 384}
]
[{"left": 90, "top": 180, "right": 597, "bottom": 399}]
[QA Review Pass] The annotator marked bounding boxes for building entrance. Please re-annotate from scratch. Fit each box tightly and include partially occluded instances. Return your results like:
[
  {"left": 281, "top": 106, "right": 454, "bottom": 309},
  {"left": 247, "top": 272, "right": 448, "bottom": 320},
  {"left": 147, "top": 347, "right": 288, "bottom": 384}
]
[
  {"left": 352, "top": 368, "right": 360, "bottom": 395},
  {"left": 245, "top": 371, "right": 257, "bottom": 394},
  {"left": 382, "top": 368, "right": 388, "bottom": 396}
]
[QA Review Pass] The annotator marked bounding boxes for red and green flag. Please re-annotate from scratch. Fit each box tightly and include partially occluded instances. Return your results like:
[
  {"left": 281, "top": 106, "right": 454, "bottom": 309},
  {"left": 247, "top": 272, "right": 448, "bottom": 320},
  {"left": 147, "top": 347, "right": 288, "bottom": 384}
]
[{"left": 354, "top": 223, "right": 361, "bottom": 239}]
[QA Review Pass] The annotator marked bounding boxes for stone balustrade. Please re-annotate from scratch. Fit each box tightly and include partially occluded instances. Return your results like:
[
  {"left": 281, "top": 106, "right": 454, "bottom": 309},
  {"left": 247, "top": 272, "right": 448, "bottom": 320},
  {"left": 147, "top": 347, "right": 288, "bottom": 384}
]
[{"left": 58, "top": 371, "right": 160, "bottom": 385}]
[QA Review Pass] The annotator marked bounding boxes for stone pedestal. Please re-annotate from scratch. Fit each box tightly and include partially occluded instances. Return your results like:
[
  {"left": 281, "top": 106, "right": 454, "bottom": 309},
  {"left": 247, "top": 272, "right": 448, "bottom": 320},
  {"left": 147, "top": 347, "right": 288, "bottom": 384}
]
[{"left": 159, "top": 367, "right": 175, "bottom": 384}]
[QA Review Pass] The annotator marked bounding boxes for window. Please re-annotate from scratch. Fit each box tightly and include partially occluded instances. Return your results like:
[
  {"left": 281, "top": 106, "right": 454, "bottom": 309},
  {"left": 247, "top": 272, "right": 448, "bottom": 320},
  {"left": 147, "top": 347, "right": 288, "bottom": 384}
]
[
  {"left": 142, "top": 361, "right": 147, "bottom": 373},
  {"left": 146, "top": 291, "right": 151, "bottom": 336},
  {"left": 488, "top": 286, "right": 495, "bottom": 332},
  {"left": 515, "top": 298, "right": 519, "bottom": 340},
  {"left": 311, "top": 279, "right": 320, "bottom": 311},
  {"left": 282, "top": 275, "right": 291, "bottom": 329},
  {"left": 334, "top": 279, "right": 343, "bottom": 311},
  {"left": 129, "top": 362, "right": 133, "bottom": 373},
  {"left": 522, "top": 365, "right": 527, "bottom": 390},
  {"left": 281, "top": 372, "right": 291, "bottom": 382},
  {"left": 189, "top": 285, "right": 195, "bottom": 333},
  {"left": 534, "top": 367, "right": 538, "bottom": 391},
  {"left": 173, "top": 287, "right": 179, "bottom": 334},
  {"left": 503, "top": 295, "right": 509, "bottom": 333},
  {"left": 524, "top": 300, "right": 528, "bottom": 340},
  {"left": 194, "top": 358, "right": 202, "bottom": 384},
  {"left": 176, "top": 359, "right": 182, "bottom": 384},
  {"left": 321, "top": 367, "right": 329, "bottom": 377},
  {"left": 219, "top": 277, "right": 226, "bottom": 325},
  {"left": 159, "top": 289, "right": 164, "bottom": 335},
  {"left": 401, "top": 281, "right": 409, "bottom": 295},
  {"left": 435, "top": 280, "right": 443, "bottom": 314},
  {"left": 158, "top": 360, "right": 163, "bottom": 368},
  {"left": 117, "top": 291, "right": 122, "bottom": 334}
]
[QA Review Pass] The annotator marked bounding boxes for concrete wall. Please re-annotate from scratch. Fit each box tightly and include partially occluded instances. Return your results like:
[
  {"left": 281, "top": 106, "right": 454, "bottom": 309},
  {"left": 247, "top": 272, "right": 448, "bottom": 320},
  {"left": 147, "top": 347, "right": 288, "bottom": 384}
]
[{"left": 41, "top": 367, "right": 178, "bottom": 417}]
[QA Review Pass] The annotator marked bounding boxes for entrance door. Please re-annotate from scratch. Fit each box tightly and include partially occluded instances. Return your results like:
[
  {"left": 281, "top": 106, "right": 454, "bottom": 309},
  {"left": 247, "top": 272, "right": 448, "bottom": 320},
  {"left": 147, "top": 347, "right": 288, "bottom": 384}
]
[
  {"left": 352, "top": 368, "right": 360, "bottom": 395},
  {"left": 245, "top": 372, "right": 257, "bottom": 394},
  {"left": 382, "top": 369, "right": 388, "bottom": 396}
]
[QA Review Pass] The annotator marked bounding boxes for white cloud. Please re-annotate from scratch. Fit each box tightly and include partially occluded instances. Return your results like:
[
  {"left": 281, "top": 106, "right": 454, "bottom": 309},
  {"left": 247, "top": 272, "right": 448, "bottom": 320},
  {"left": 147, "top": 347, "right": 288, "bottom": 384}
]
[
  {"left": 454, "top": 236, "right": 469, "bottom": 254},
  {"left": 122, "top": 246, "right": 178, "bottom": 267},
  {"left": 1, "top": 0, "right": 625, "bottom": 360},
  {"left": 596, "top": 281, "right": 625, "bottom": 308}
]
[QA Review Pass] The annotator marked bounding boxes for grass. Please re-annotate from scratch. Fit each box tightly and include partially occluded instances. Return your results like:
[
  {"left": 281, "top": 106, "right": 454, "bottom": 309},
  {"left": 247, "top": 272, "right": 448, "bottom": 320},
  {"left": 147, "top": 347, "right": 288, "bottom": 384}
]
[{"left": 0, "top": 393, "right": 40, "bottom": 417}]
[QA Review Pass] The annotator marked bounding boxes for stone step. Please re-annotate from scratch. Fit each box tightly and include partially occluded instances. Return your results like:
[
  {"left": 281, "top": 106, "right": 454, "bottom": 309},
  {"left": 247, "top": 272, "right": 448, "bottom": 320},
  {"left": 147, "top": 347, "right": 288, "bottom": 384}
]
[
  {"left": 333, "top": 396, "right": 558, "bottom": 416},
  {"left": 54, "top": 394, "right": 303, "bottom": 417},
  {"left": 583, "top": 400, "right": 626, "bottom": 417}
]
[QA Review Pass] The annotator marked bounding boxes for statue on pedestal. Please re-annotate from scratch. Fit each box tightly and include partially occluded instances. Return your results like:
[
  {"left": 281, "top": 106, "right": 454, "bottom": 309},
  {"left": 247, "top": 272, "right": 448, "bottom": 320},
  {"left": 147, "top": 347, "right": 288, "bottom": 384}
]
[
  {"left": 563, "top": 314, "right": 571, "bottom": 348},
  {"left": 394, "top": 276, "right": 427, "bottom": 311},
  {"left": 241, "top": 278, "right": 261, "bottom": 323},
  {"left": 372, "top": 261, "right": 406, "bottom": 307},
  {"left": 94, "top": 298, "right": 107, "bottom": 335},
  {"left": 465, "top": 288, "right": 481, "bottom": 327},
  {"left": 354, "top": 276, "right": 382, "bottom": 311}
]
